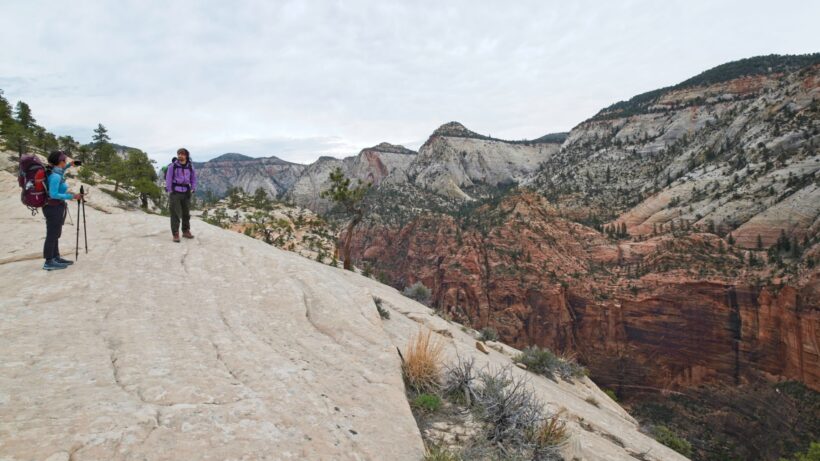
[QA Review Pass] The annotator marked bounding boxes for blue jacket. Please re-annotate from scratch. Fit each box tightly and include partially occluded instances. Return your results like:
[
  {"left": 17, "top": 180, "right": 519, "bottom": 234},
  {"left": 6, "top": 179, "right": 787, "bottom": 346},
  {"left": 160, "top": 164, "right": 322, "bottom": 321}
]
[{"left": 47, "top": 164, "right": 73, "bottom": 202}]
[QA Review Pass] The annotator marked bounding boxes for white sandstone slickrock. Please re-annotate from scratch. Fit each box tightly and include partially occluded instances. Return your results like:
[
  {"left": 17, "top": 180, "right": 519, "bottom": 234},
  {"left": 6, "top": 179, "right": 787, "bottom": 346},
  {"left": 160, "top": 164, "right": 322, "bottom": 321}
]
[{"left": 0, "top": 169, "right": 687, "bottom": 460}]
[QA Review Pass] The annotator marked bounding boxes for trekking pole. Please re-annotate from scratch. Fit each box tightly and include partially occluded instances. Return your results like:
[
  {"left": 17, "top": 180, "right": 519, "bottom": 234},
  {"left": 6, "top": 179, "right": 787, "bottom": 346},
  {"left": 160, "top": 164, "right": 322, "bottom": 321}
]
[
  {"left": 75, "top": 188, "right": 81, "bottom": 260},
  {"left": 81, "top": 185, "right": 88, "bottom": 254}
]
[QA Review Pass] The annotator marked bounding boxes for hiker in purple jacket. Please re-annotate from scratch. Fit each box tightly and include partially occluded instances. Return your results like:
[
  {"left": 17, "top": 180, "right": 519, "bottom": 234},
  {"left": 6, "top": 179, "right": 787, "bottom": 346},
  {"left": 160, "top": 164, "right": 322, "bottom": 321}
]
[{"left": 165, "top": 148, "right": 196, "bottom": 242}]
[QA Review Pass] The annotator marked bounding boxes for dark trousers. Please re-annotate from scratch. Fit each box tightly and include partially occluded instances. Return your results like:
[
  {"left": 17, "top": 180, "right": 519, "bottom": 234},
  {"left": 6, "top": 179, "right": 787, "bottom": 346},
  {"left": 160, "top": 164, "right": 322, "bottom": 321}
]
[
  {"left": 169, "top": 191, "right": 191, "bottom": 234},
  {"left": 43, "top": 202, "right": 66, "bottom": 260}
]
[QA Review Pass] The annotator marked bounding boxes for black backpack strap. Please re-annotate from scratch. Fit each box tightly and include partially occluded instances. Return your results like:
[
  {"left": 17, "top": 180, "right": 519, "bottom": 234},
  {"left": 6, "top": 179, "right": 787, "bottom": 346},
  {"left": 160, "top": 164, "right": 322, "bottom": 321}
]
[{"left": 170, "top": 161, "right": 192, "bottom": 191}]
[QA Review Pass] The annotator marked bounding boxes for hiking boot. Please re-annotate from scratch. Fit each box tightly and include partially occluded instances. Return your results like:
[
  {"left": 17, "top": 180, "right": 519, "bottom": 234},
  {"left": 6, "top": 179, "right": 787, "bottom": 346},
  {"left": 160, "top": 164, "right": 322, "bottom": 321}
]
[
  {"left": 55, "top": 257, "right": 74, "bottom": 266},
  {"left": 182, "top": 231, "right": 194, "bottom": 239},
  {"left": 172, "top": 233, "right": 180, "bottom": 243},
  {"left": 43, "top": 259, "right": 67, "bottom": 271}
]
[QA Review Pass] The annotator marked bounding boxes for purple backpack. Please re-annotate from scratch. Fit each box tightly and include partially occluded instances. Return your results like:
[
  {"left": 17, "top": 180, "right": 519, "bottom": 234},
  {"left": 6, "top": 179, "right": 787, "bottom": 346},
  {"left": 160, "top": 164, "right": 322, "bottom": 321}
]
[{"left": 18, "top": 155, "right": 49, "bottom": 214}]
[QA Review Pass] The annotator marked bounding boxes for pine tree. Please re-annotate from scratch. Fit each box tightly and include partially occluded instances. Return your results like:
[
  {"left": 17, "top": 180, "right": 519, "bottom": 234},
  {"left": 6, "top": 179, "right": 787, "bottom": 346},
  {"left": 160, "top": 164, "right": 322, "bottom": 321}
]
[
  {"left": 253, "top": 187, "right": 269, "bottom": 208},
  {"left": 791, "top": 237, "right": 800, "bottom": 258},
  {"left": 125, "top": 150, "right": 161, "bottom": 207},
  {"left": 321, "top": 167, "right": 371, "bottom": 270},
  {"left": 58, "top": 135, "right": 78, "bottom": 154},
  {"left": 107, "top": 155, "right": 127, "bottom": 192},
  {"left": 778, "top": 229, "right": 790, "bottom": 251},
  {"left": 14, "top": 101, "right": 35, "bottom": 129},
  {"left": 4, "top": 122, "right": 29, "bottom": 156},
  {"left": 0, "top": 89, "right": 11, "bottom": 121},
  {"left": 757, "top": 234, "right": 763, "bottom": 250},
  {"left": 92, "top": 123, "right": 111, "bottom": 146}
]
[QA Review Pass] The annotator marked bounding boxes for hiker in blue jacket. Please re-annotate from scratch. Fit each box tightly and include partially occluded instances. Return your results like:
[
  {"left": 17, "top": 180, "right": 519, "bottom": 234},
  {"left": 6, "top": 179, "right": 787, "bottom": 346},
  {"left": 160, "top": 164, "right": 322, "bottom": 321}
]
[
  {"left": 165, "top": 148, "right": 196, "bottom": 242},
  {"left": 43, "top": 151, "right": 83, "bottom": 271}
]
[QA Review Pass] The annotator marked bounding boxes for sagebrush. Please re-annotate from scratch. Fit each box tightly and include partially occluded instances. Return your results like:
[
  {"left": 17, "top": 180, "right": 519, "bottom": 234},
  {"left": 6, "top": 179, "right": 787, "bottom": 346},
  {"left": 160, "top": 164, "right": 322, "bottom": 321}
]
[{"left": 515, "top": 346, "right": 587, "bottom": 382}]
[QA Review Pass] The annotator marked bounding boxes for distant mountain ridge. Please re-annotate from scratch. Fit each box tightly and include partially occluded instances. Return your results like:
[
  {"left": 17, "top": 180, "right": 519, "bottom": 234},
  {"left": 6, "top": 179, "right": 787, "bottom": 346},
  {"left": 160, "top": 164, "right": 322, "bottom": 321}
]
[
  {"left": 195, "top": 122, "right": 565, "bottom": 204},
  {"left": 207, "top": 153, "right": 256, "bottom": 162},
  {"left": 592, "top": 53, "right": 820, "bottom": 121}
]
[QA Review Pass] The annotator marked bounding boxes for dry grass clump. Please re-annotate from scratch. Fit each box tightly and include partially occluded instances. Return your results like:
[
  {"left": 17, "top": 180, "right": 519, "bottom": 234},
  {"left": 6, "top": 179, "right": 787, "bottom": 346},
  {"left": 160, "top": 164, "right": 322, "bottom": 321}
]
[
  {"left": 528, "top": 412, "right": 569, "bottom": 458},
  {"left": 402, "top": 329, "right": 444, "bottom": 393}
]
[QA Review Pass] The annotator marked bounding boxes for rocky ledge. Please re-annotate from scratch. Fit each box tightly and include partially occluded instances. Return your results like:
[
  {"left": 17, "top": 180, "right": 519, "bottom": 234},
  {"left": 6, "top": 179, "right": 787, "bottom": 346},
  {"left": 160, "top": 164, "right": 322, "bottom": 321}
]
[{"left": 0, "top": 169, "right": 685, "bottom": 460}]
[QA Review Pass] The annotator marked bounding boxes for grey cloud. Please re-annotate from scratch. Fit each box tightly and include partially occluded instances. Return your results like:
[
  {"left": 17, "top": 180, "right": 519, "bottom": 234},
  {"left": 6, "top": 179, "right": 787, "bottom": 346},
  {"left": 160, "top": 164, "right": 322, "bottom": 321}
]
[{"left": 2, "top": 0, "right": 819, "bottom": 166}]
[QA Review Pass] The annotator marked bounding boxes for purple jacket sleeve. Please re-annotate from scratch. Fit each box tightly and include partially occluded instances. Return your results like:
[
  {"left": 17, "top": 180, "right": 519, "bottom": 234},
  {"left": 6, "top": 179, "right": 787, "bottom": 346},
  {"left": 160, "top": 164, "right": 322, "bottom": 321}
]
[
  {"left": 165, "top": 165, "right": 173, "bottom": 193},
  {"left": 190, "top": 165, "right": 197, "bottom": 192}
]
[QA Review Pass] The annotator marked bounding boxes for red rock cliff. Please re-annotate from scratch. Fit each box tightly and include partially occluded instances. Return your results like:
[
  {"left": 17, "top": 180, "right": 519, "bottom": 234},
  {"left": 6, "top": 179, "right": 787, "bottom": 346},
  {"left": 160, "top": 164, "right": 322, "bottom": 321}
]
[{"left": 352, "top": 193, "right": 820, "bottom": 393}]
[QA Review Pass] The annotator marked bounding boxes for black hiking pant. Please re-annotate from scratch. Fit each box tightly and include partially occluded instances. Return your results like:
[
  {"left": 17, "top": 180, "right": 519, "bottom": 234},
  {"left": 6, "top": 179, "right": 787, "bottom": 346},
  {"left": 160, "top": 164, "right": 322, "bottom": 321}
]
[
  {"left": 169, "top": 191, "right": 191, "bottom": 235},
  {"left": 43, "top": 202, "right": 66, "bottom": 260}
]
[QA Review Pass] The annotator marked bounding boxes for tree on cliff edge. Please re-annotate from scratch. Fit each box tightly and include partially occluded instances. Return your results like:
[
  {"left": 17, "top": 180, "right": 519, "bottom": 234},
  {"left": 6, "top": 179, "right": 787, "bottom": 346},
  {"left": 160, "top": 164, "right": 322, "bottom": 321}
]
[{"left": 321, "top": 167, "right": 370, "bottom": 271}]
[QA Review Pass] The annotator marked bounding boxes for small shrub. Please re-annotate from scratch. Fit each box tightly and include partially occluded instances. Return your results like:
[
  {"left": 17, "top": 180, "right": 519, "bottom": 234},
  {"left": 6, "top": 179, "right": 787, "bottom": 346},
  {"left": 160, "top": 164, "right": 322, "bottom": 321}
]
[
  {"left": 441, "top": 358, "right": 572, "bottom": 459},
  {"left": 373, "top": 296, "right": 390, "bottom": 319},
  {"left": 99, "top": 187, "right": 131, "bottom": 203},
  {"left": 781, "top": 442, "right": 820, "bottom": 461},
  {"left": 478, "top": 327, "right": 498, "bottom": 342},
  {"left": 424, "top": 444, "right": 461, "bottom": 461},
  {"left": 411, "top": 393, "right": 442, "bottom": 413},
  {"left": 475, "top": 366, "right": 544, "bottom": 445},
  {"left": 403, "top": 281, "right": 432, "bottom": 305},
  {"left": 77, "top": 167, "right": 97, "bottom": 185},
  {"left": 585, "top": 396, "right": 600, "bottom": 407},
  {"left": 515, "top": 346, "right": 586, "bottom": 382},
  {"left": 603, "top": 389, "right": 619, "bottom": 402},
  {"left": 361, "top": 263, "right": 372, "bottom": 278},
  {"left": 652, "top": 425, "right": 693, "bottom": 458},
  {"left": 402, "top": 330, "right": 444, "bottom": 393},
  {"left": 442, "top": 356, "right": 480, "bottom": 406}
]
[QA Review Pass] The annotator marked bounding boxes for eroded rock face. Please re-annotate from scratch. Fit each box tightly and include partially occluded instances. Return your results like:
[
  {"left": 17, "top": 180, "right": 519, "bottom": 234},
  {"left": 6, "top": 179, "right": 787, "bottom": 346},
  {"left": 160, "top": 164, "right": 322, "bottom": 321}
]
[
  {"left": 531, "top": 63, "right": 820, "bottom": 249},
  {"left": 193, "top": 153, "right": 306, "bottom": 198},
  {"left": 286, "top": 143, "right": 417, "bottom": 212},
  {"left": 409, "top": 123, "right": 561, "bottom": 200},
  {"left": 351, "top": 192, "right": 820, "bottom": 393}
]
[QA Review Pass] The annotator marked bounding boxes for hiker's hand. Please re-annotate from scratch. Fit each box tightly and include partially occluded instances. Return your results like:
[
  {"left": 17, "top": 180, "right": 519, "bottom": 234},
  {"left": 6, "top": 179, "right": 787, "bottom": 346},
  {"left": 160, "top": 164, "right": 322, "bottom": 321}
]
[{"left": 73, "top": 193, "right": 84, "bottom": 201}]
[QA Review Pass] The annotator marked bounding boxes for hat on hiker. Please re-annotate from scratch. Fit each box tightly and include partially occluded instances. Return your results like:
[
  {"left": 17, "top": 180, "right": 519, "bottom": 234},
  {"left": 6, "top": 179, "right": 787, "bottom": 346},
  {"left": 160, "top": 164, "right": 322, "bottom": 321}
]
[
  {"left": 48, "top": 150, "right": 67, "bottom": 166},
  {"left": 176, "top": 148, "right": 190, "bottom": 161}
]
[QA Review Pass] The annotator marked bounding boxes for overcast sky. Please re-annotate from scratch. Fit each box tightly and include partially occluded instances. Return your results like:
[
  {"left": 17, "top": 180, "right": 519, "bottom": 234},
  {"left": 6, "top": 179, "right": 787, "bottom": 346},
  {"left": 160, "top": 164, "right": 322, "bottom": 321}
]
[{"left": 2, "top": 0, "right": 818, "bottom": 164}]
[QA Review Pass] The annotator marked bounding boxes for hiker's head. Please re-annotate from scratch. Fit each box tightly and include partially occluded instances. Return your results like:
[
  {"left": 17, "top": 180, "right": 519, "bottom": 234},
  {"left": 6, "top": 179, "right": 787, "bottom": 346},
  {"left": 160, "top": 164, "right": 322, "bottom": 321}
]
[
  {"left": 177, "top": 148, "right": 190, "bottom": 164},
  {"left": 48, "top": 150, "right": 67, "bottom": 168}
]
